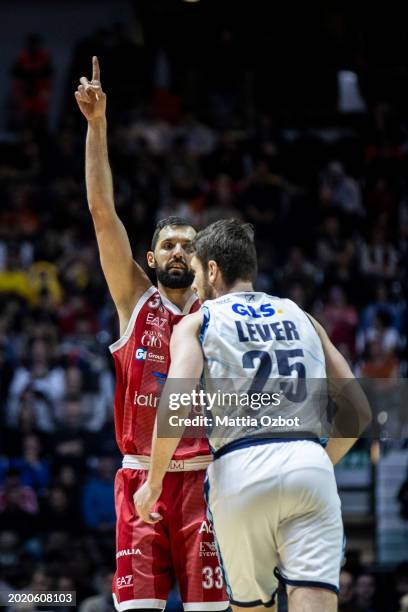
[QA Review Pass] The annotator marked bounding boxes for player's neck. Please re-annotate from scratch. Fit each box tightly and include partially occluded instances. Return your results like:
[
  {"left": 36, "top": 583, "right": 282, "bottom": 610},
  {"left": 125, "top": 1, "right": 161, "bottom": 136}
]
[
  {"left": 217, "top": 281, "right": 254, "bottom": 297},
  {"left": 158, "top": 284, "right": 195, "bottom": 310}
]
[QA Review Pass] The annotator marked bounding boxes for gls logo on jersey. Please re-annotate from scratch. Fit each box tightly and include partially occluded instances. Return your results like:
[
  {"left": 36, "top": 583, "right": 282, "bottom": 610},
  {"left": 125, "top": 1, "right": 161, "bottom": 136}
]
[{"left": 232, "top": 303, "right": 275, "bottom": 318}]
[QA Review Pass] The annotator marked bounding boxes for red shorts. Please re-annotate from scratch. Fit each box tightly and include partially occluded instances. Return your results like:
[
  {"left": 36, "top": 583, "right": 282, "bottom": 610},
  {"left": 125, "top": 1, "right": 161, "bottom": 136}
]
[{"left": 113, "top": 467, "right": 230, "bottom": 611}]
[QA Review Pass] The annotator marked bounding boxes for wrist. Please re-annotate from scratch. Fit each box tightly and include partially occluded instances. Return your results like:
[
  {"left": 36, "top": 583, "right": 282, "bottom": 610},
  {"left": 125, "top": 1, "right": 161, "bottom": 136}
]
[
  {"left": 88, "top": 116, "right": 107, "bottom": 130},
  {"left": 147, "top": 475, "right": 163, "bottom": 490}
]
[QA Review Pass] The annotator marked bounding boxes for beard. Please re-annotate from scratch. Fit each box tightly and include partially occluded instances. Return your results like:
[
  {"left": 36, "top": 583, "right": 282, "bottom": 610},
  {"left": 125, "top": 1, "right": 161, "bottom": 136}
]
[
  {"left": 156, "top": 266, "right": 195, "bottom": 289},
  {"left": 201, "top": 278, "right": 216, "bottom": 301}
]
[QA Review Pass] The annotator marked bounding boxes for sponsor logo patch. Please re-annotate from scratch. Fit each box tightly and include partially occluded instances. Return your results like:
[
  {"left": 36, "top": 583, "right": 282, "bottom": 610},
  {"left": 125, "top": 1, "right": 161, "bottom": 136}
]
[
  {"left": 116, "top": 548, "right": 142, "bottom": 559},
  {"left": 199, "top": 542, "right": 217, "bottom": 557},
  {"left": 199, "top": 521, "right": 214, "bottom": 534},
  {"left": 141, "top": 330, "right": 163, "bottom": 348},
  {"left": 135, "top": 348, "right": 147, "bottom": 360},
  {"left": 146, "top": 313, "right": 167, "bottom": 329},
  {"left": 116, "top": 575, "right": 133, "bottom": 589}
]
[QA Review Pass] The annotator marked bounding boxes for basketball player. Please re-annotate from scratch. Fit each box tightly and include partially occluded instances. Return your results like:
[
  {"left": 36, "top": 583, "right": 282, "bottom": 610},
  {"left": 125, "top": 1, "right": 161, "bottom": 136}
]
[
  {"left": 134, "top": 220, "right": 370, "bottom": 612},
  {"left": 75, "top": 58, "right": 229, "bottom": 612}
]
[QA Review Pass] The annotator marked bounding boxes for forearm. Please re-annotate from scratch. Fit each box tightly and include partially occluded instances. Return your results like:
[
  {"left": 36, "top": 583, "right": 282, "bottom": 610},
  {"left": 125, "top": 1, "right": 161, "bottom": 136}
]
[
  {"left": 148, "top": 397, "right": 189, "bottom": 488},
  {"left": 325, "top": 437, "right": 358, "bottom": 465},
  {"left": 86, "top": 117, "right": 115, "bottom": 216},
  {"left": 147, "top": 421, "right": 182, "bottom": 488}
]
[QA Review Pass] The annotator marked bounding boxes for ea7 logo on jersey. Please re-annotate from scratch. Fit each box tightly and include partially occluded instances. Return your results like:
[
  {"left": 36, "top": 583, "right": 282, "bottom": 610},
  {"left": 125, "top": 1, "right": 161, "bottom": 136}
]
[
  {"left": 116, "top": 575, "right": 133, "bottom": 589},
  {"left": 232, "top": 303, "right": 275, "bottom": 318},
  {"left": 199, "top": 521, "right": 214, "bottom": 534},
  {"left": 146, "top": 313, "right": 167, "bottom": 329}
]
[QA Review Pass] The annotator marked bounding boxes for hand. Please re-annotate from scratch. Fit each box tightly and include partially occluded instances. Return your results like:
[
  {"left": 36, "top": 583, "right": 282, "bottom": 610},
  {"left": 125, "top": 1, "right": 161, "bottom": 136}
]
[
  {"left": 134, "top": 481, "right": 163, "bottom": 524},
  {"left": 75, "top": 56, "right": 106, "bottom": 122}
]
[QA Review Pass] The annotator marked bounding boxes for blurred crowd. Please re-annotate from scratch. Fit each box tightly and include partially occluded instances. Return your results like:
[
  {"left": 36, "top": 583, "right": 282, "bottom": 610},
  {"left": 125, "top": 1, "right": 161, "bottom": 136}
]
[{"left": 0, "top": 15, "right": 407, "bottom": 610}]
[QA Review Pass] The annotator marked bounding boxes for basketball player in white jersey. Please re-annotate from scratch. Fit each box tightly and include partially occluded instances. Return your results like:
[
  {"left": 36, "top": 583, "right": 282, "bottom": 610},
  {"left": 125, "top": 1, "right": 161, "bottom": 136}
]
[{"left": 134, "top": 220, "right": 370, "bottom": 612}]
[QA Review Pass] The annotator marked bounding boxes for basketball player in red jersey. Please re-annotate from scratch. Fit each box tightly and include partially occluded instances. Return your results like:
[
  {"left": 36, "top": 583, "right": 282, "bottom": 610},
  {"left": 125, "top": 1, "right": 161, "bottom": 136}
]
[{"left": 75, "top": 58, "right": 229, "bottom": 612}]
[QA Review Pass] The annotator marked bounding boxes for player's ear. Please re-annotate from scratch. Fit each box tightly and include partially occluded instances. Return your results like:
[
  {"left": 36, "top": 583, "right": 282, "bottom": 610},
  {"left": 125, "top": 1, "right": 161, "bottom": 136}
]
[
  {"left": 208, "top": 260, "right": 218, "bottom": 284},
  {"left": 147, "top": 251, "right": 156, "bottom": 269}
]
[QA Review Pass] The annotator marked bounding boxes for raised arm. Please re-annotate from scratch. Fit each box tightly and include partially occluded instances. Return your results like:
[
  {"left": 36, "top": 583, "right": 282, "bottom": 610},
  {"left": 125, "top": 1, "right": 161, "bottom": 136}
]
[
  {"left": 309, "top": 315, "right": 371, "bottom": 465},
  {"left": 75, "top": 57, "right": 151, "bottom": 333}
]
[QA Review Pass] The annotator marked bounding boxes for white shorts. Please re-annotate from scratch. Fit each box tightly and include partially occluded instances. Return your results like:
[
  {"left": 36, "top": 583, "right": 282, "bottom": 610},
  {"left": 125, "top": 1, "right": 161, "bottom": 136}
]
[{"left": 205, "top": 440, "right": 343, "bottom": 607}]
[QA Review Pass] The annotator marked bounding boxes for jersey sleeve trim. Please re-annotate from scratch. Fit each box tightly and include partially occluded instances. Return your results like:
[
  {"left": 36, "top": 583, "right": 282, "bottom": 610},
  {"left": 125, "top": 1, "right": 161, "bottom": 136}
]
[
  {"left": 160, "top": 292, "right": 198, "bottom": 315},
  {"left": 109, "top": 285, "right": 156, "bottom": 353},
  {"left": 199, "top": 304, "right": 210, "bottom": 344}
]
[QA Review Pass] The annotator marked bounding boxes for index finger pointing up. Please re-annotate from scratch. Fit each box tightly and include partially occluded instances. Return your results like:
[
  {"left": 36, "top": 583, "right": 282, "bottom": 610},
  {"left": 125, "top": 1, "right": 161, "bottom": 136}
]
[{"left": 92, "top": 56, "right": 100, "bottom": 82}]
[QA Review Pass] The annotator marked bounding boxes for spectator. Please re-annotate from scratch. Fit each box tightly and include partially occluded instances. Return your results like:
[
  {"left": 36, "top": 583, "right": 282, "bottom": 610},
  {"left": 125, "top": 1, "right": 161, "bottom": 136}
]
[
  {"left": 360, "top": 227, "right": 398, "bottom": 282},
  {"left": 78, "top": 568, "right": 116, "bottom": 612},
  {"left": 40, "top": 486, "right": 80, "bottom": 534},
  {"left": 321, "top": 286, "right": 358, "bottom": 359},
  {"left": 202, "top": 174, "right": 242, "bottom": 226},
  {"left": 352, "top": 573, "right": 378, "bottom": 611},
  {"left": 356, "top": 308, "right": 400, "bottom": 356},
  {"left": 339, "top": 569, "right": 355, "bottom": 611},
  {"left": 81, "top": 457, "right": 116, "bottom": 533},
  {"left": 277, "top": 247, "right": 319, "bottom": 305},
  {"left": 241, "top": 159, "right": 285, "bottom": 245},
  {"left": 360, "top": 282, "right": 405, "bottom": 333},
  {"left": 320, "top": 161, "right": 364, "bottom": 217},
  {"left": 10, "top": 33, "right": 53, "bottom": 130},
  {"left": 358, "top": 340, "right": 399, "bottom": 379},
  {"left": 316, "top": 215, "right": 345, "bottom": 273},
  {"left": 0, "top": 470, "right": 39, "bottom": 537},
  {"left": 0, "top": 249, "right": 33, "bottom": 304},
  {"left": 53, "top": 396, "right": 95, "bottom": 470},
  {"left": 0, "top": 532, "right": 20, "bottom": 574},
  {"left": 10, "top": 434, "right": 50, "bottom": 491}
]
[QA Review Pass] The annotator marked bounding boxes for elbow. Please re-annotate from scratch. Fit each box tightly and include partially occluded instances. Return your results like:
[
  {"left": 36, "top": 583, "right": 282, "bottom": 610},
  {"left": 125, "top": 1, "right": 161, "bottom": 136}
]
[{"left": 88, "top": 202, "right": 114, "bottom": 225}]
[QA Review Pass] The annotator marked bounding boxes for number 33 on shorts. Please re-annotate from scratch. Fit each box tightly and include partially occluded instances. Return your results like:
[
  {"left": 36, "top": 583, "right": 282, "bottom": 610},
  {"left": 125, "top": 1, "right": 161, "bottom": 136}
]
[{"left": 202, "top": 566, "right": 224, "bottom": 590}]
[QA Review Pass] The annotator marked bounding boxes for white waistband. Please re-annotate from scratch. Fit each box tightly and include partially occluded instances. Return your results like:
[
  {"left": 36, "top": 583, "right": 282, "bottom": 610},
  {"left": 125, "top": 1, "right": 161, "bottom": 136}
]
[{"left": 122, "top": 454, "right": 212, "bottom": 472}]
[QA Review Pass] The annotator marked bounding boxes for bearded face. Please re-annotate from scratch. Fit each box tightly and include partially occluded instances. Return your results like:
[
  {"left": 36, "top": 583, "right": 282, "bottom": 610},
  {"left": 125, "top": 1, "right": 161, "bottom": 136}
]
[
  {"left": 148, "top": 225, "right": 196, "bottom": 290},
  {"left": 156, "top": 263, "right": 194, "bottom": 289}
]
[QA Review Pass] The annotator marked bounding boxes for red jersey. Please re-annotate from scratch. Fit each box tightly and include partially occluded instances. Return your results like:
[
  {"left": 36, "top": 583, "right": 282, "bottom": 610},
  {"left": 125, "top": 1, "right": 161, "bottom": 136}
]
[{"left": 110, "top": 286, "right": 210, "bottom": 459}]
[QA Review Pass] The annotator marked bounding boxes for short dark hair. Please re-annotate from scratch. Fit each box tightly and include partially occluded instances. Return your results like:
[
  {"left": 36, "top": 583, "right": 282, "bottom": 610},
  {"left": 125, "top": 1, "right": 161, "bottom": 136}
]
[
  {"left": 193, "top": 219, "right": 257, "bottom": 287},
  {"left": 151, "top": 216, "right": 196, "bottom": 251}
]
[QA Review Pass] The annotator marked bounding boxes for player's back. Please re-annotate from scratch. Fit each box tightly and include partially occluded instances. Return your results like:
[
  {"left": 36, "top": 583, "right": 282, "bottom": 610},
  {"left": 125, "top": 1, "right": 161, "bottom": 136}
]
[
  {"left": 200, "top": 291, "right": 328, "bottom": 452},
  {"left": 203, "top": 291, "right": 344, "bottom": 604}
]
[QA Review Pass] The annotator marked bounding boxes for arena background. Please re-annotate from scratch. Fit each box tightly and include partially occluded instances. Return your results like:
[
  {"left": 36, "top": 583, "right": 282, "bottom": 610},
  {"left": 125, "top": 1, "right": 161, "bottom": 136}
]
[{"left": 0, "top": 2, "right": 407, "bottom": 610}]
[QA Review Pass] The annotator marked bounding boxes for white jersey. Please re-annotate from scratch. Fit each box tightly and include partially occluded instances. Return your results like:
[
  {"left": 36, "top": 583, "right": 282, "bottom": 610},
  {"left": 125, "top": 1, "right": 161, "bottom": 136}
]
[{"left": 199, "top": 291, "right": 328, "bottom": 452}]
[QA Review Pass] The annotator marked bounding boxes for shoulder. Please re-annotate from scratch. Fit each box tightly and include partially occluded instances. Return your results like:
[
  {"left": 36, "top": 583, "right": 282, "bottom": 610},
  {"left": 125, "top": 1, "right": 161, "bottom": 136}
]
[{"left": 172, "top": 311, "right": 204, "bottom": 338}]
